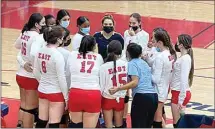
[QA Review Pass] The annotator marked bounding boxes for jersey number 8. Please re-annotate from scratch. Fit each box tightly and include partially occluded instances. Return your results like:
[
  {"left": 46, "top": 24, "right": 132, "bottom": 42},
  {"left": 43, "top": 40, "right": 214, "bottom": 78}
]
[{"left": 41, "top": 61, "right": 47, "bottom": 73}]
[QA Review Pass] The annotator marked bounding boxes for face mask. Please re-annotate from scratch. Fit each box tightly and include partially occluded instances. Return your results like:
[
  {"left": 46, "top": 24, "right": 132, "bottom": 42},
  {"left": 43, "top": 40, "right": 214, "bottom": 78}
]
[
  {"left": 156, "top": 47, "right": 161, "bottom": 52},
  {"left": 39, "top": 25, "right": 46, "bottom": 34},
  {"left": 175, "top": 43, "right": 181, "bottom": 52},
  {"left": 60, "top": 21, "right": 70, "bottom": 28},
  {"left": 129, "top": 25, "right": 139, "bottom": 31},
  {"left": 103, "top": 26, "right": 114, "bottom": 33},
  {"left": 80, "top": 27, "right": 90, "bottom": 34},
  {"left": 64, "top": 39, "right": 71, "bottom": 47}
]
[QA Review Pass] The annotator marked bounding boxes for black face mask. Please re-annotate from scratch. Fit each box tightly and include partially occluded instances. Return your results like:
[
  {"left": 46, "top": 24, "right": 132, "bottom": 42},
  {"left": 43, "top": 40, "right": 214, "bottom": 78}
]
[
  {"left": 39, "top": 26, "right": 46, "bottom": 34},
  {"left": 129, "top": 25, "right": 139, "bottom": 31},
  {"left": 103, "top": 26, "right": 114, "bottom": 33},
  {"left": 175, "top": 43, "right": 181, "bottom": 52},
  {"left": 64, "top": 39, "right": 71, "bottom": 47}
]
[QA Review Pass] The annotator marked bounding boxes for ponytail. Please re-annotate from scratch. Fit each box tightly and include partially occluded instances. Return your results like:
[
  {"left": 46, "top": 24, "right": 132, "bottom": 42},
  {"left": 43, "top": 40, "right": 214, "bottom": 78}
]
[
  {"left": 21, "top": 23, "right": 29, "bottom": 34},
  {"left": 105, "top": 52, "right": 117, "bottom": 86},
  {"left": 79, "top": 42, "right": 88, "bottom": 59},
  {"left": 168, "top": 42, "right": 177, "bottom": 61},
  {"left": 177, "top": 34, "right": 194, "bottom": 87},
  {"left": 105, "top": 40, "right": 123, "bottom": 87},
  {"left": 188, "top": 48, "right": 194, "bottom": 87},
  {"left": 160, "top": 30, "right": 177, "bottom": 61},
  {"left": 105, "top": 52, "right": 117, "bottom": 74},
  {"left": 79, "top": 35, "right": 96, "bottom": 59}
]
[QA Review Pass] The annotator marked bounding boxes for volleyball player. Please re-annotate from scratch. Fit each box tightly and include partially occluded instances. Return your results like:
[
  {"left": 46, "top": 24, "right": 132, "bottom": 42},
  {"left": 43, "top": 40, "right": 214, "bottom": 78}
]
[
  {"left": 72, "top": 16, "right": 90, "bottom": 51},
  {"left": 170, "top": 34, "right": 193, "bottom": 128},
  {"left": 56, "top": 9, "right": 70, "bottom": 29},
  {"left": 14, "top": 13, "right": 45, "bottom": 128},
  {"left": 143, "top": 28, "right": 163, "bottom": 67},
  {"left": 44, "top": 14, "right": 56, "bottom": 27},
  {"left": 122, "top": 13, "right": 149, "bottom": 61},
  {"left": 93, "top": 14, "right": 124, "bottom": 59},
  {"left": 34, "top": 26, "right": 68, "bottom": 128},
  {"left": 109, "top": 43, "right": 158, "bottom": 128},
  {"left": 151, "top": 29, "right": 176, "bottom": 128},
  {"left": 66, "top": 35, "right": 104, "bottom": 128},
  {"left": 100, "top": 40, "right": 127, "bottom": 128},
  {"left": 143, "top": 28, "right": 170, "bottom": 128},
  {"left": 57, "top": 27, "right": 71, "bottom": 128}
]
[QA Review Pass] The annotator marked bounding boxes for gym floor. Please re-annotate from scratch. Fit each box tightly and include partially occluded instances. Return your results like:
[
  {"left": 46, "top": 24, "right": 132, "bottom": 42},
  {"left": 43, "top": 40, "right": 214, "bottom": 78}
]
[{"left": 1, "top": 1, "right": 214, "bottom": 128}]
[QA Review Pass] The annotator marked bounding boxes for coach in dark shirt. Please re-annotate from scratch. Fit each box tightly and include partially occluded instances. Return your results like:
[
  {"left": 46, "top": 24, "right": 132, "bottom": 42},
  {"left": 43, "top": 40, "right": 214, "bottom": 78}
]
[{"left": 93, "top": 14, "right": 124, "bottom": 59}]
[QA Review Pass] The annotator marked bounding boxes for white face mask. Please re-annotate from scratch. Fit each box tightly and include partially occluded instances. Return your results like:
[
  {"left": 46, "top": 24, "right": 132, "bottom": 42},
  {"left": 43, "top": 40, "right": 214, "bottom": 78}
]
[{"left": 60, "top": 21, "right": 70, "bottom": 28}]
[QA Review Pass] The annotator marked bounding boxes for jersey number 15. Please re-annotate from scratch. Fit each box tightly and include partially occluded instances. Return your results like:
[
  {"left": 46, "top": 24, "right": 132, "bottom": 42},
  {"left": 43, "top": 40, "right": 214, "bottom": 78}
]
[{"left": 111, "top": 73, "right": 127, "bottom": 87}]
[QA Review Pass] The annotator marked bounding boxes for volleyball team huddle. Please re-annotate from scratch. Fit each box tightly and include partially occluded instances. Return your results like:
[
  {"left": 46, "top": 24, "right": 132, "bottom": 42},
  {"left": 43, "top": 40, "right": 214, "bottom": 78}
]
[{"left": 14, "top": 9, "right": 194, "bottom": 128}]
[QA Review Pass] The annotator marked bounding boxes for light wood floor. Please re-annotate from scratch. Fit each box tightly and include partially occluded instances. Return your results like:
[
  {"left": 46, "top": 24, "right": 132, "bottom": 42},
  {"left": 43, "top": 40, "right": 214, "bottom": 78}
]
[
  {"left": 1, "top": 1, "right": 214, "bottom": 127},
  {"left": 35, "top": 1, "right": 214, "bottom": 22}
]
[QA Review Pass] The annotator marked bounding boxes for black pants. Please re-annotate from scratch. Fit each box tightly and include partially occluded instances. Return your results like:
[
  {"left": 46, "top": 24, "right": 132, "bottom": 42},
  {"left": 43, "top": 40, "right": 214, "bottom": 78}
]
[{"left": 131, "top": 93, "right": 158, "bottom": 128}]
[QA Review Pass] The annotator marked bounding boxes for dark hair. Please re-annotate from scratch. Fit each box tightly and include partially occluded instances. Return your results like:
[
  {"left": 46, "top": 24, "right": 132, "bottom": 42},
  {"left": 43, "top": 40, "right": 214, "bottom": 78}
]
[
  {"left": 102, "top": 14, "right": 115, "bottom": 25},
  {"left": 79, "top": 35, "right": 96, "bottom": 59},
  {"left": 43, "top": 25, "right": 65, "bottom": 44},
  {"left": 44, "top": 14, "right": 55, "bottom": 25},
  {"left": 127, "top": 43, "right": 142, "bottom": 59},
  {"left": 178, "top": 34, "right": 194, "bottom": 87},
  {"left": 77, "top": 16, "right": 89, "bottom": 27},
  {"left": 153, "top": 27, "right": 165, "bottom": 33},
  {"left": 130, "top": 13, "right": 142, "bottom": 28},
  {"left": 56, "top": 9, "right": 70, "bottom": 25},
  {"left": 154, "top": 30, "right": 176, "bottom": 59},
  {"left": 21, "top": 13, "right": 43, "bottom": 34},
  {"left": 62, "top": 27, "right": 71, "bottom": 47},
  {"left": 62, "top": 27, "right": 70, "bottom": 40}
]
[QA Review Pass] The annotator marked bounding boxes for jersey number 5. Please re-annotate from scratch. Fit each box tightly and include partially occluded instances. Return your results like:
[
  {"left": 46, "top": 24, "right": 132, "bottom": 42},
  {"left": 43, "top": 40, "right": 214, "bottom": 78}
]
[
  {"left": 80, "top": 61, "right": 95, "bottom": 73},
  {"left": 111, "top": 73, "right": 127, "bottom": 87}
]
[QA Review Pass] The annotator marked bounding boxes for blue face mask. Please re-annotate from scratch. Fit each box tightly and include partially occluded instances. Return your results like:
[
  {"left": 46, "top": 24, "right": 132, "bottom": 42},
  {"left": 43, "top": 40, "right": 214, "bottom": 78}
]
[
  {"left": 81, "top": 27, "right": 90, "bottom": 34},
  {"left": 60, "top": 21, "right": 70, "bottom": 28},
  {"left": 156, "top": 47, "right": 161, "bottom": 52}
]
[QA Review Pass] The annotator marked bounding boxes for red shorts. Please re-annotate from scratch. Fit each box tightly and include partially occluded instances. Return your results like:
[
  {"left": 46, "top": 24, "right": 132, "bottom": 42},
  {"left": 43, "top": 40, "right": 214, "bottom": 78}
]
[
  {"left": 68, "top": 88, "right": 101, "bottom": 113},
  {"left": 16, "top": 75, "right": 39, "bottom": 90},
  {"left": 38, "top": 92, "right": 64, "bottom": 102},
  {"left": 171, "top": 90, "right": 191, "bottom": 106},
  {"left": 102, "top": 97, "right": 124, "bottom": 111}
]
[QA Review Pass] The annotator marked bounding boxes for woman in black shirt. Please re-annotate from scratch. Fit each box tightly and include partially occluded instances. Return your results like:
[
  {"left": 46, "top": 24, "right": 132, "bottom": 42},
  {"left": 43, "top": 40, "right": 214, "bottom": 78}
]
[{"left": 93, "top": 14, "right": 124, "bottom": 59}]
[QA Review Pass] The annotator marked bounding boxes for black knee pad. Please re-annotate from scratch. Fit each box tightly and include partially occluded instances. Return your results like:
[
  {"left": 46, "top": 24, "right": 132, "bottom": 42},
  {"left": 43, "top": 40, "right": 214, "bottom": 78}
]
[
  {"left": 153, "top": 121, "right": 162, "bottom": 128},
  {"left": 20, "top": 107, "right": 38, "bottom": 122},
  {"left": 68, "top": 121, "right": 83, "bottom": 128},
  {"left": 49, "top": 123, "right": 60, "bottom": 128},
  {"left": 124, "top": 96, "right": 129, "bottom": 103},
  {"left": 35, "top": 118, "right": 48, "bottom": 128}
]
